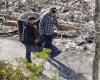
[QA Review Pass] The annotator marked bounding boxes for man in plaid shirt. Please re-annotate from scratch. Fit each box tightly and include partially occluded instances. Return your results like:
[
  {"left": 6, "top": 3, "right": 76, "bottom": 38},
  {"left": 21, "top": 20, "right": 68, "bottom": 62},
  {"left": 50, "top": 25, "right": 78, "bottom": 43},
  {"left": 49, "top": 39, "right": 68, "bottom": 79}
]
[{"left": 39, "top": 7, "right": 58, "bottom": 49}]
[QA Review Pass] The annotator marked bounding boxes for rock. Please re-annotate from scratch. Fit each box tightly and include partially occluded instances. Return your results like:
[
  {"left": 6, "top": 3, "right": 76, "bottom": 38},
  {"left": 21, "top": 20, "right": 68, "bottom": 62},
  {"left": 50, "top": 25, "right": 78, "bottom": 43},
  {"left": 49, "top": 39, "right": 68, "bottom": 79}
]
[
  {"left": 77, "top": 42, "right": 85, "bottom": 46},
  {"left": 84, "top": 21, "right": 95, "bottom": 32}
]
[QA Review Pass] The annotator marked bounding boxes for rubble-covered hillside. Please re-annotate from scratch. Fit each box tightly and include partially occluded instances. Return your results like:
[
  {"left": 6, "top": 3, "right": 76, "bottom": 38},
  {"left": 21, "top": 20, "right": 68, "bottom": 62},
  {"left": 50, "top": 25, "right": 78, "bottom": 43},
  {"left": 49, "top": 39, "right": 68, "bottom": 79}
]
[
  {"left": 0, "top": 0, "right": 95, "bottom": 37},
  {"left": 0, "top": 0, "right": 95, "bottom": 80}
]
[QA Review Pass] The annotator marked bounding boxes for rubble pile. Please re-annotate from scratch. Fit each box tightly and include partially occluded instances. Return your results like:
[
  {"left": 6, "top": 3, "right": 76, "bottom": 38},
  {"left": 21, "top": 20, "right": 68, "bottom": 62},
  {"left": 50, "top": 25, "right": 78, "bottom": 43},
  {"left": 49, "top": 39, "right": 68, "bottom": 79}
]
[
  {"left": 0, "top": 0, "right": 95, "bottom": 43},
  {"left": 0, "top": 0, "right": 95, "bottom": 80}
]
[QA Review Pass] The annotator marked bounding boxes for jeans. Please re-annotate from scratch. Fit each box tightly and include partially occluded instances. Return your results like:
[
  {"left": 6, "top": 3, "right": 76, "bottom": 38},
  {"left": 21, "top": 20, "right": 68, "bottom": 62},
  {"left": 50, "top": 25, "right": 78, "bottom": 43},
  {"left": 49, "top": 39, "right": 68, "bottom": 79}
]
[
  {"left": 24, "top": 44, "right": 42, "bottom": 62},
  {"left": 24, "top": 44, "right": 34, "bottom": 62},
  {"left": 43, "top": 35, "right": 53, "bottom": 49}
]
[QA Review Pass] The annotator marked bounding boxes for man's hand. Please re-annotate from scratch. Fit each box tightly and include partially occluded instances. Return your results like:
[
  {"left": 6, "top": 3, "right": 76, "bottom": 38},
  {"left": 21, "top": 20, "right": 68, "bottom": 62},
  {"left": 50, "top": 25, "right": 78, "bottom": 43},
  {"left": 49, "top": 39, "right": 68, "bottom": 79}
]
[
  {"left": 39, "top": 32, "right": 43, "bottom": 36},
  {"left": 35, "top": 39, "right": 39, "bottom": 43}
]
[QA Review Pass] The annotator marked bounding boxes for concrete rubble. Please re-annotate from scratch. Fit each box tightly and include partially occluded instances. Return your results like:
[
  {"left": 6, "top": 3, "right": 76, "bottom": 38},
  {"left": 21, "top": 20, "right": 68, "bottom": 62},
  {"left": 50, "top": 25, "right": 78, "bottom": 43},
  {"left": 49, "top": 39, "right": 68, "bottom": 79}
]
[{"left": 0, "top": 0, "right": 95, "bottom": 80}]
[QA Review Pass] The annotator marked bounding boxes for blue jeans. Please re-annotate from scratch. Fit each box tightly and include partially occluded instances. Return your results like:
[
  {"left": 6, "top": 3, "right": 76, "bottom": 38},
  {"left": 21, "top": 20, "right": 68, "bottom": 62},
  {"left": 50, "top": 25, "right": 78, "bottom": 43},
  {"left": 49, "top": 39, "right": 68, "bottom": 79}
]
[
  {"left": 24, "top": 44, "right": 34, "bottom": 62},
  {"left": 43, "top": 35, "right": 53, "bottom": 49},
  {"left": 24, "top": 44, "right": 42, "bottom": 62}
]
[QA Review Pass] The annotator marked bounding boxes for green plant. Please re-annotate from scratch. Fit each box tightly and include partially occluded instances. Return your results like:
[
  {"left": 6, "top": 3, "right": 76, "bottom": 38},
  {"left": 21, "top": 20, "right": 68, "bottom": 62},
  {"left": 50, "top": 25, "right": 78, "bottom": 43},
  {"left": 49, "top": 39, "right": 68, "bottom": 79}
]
[
  {"left": 0, "top": 60, "right": 29, "bottom": 80},
  {"left": 0, "top": 61, "right": 13, "bottom": 80},
  {"left": 25, "top": 63, "right": 44, "bottom": 75},
  {"left": 0, "top": 48, "right": 53, "bottom": 80},
  {"left": 34, "top": 48, "right": 51, "bottom": 59}
]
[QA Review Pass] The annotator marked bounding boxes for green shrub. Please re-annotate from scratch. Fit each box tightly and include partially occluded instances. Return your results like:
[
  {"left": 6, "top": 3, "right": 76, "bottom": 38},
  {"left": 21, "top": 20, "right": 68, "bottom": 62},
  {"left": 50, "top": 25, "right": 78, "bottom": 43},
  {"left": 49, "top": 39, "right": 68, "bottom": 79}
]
[
  {"left": 0, "top": 48, "right": 52, "bottom": 80},
  {"left": 34, "top": 48, "right": 51, "bottom": 59}
]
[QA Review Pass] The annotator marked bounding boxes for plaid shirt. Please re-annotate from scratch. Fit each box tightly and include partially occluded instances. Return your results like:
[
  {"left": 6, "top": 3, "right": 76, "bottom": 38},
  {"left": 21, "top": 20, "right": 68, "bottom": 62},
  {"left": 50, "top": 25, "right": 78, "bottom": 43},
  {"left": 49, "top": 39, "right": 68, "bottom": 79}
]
[{"left": 39, "top": 12, "right": 58, "bottom": 35}]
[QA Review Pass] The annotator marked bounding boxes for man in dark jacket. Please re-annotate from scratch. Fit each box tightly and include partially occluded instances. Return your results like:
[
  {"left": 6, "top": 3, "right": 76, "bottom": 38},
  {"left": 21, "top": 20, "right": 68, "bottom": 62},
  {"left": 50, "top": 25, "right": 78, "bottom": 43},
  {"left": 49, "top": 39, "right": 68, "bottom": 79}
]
[{"left": 22, "top": 17, "right": 39, "bottom": 62}]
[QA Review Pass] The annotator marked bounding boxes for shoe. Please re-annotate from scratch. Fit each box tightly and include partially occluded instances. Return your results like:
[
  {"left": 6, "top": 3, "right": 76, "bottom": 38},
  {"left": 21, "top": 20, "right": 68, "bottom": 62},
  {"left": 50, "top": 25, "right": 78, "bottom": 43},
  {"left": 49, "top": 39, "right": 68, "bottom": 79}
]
[{"left": 27, "top": 60, "right": 32, "bottom": 63}]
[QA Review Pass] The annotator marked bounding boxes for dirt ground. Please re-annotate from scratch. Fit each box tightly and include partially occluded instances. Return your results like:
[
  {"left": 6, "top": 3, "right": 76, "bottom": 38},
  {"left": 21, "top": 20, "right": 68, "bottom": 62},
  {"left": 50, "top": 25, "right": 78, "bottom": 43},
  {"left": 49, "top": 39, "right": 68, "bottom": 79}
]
[{"left": 0, "top": 36, "right": 95, "bottom": 80}]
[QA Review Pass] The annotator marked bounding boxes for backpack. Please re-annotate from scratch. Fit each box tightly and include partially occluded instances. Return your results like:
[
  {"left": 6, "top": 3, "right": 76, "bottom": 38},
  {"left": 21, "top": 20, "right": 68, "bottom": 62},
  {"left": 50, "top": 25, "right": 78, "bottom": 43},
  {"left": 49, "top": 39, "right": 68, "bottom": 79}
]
[{"left": 21, "top": 22, "right": 35, "bottom": 44}]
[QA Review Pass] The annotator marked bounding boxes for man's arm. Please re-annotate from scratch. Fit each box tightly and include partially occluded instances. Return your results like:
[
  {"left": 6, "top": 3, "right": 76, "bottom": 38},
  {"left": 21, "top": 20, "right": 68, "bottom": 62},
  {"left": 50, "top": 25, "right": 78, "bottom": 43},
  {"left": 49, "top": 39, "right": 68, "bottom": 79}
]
[
  {"left": 54, "top": 16, "right": 58, "bottom": 28},
  {"left": 39, "top": 15, "right": 47, "bottom": 36},
  {"left": 53, "top": 15, "right": 58, "bottom": 26}
]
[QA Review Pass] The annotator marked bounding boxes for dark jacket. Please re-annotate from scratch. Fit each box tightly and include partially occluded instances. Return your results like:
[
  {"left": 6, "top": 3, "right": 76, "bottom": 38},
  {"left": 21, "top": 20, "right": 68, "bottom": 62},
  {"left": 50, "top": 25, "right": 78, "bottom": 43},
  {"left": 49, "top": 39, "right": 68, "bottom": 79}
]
[{"left": 21, "top": 22, "right": 39, "bottom": 45}]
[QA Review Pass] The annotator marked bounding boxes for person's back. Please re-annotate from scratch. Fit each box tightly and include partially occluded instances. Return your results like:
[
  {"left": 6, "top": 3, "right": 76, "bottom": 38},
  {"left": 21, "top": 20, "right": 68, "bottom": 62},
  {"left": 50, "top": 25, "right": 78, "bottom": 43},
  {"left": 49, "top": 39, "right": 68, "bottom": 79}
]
[
  {"left": 39, "top": 11, "right": 57, "bottom": 35},
  {"left": 22, "top": 22, "right": 37, "bottom": 45}
]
